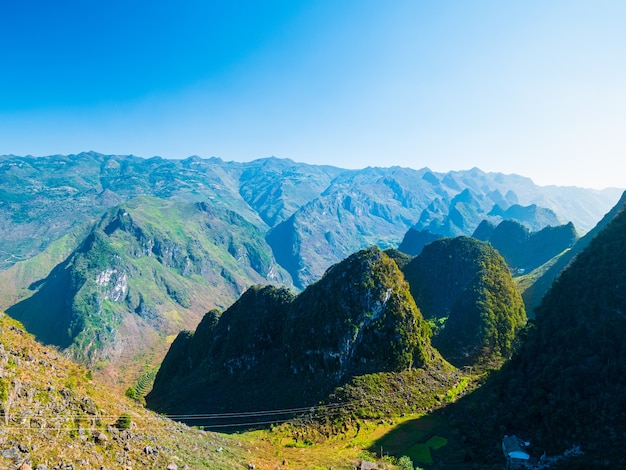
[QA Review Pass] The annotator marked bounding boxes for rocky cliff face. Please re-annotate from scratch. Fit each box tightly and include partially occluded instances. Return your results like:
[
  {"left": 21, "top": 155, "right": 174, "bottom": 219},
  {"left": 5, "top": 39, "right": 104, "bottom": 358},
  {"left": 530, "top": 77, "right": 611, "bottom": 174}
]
[
  {"left": 1, "top": 153, "right": 619, "bottom": 286},
  {"left": 6, "top": 196, "right": 290, "bottom": 382},
  {"left": 285, "top": 247, "right": 434, "bottom": 379},
  {"left": 147, "top": 247, "right": 439, "bottom": 416},
  {"left": 1, "top": 153, "right": 621, "bottom": 386}
]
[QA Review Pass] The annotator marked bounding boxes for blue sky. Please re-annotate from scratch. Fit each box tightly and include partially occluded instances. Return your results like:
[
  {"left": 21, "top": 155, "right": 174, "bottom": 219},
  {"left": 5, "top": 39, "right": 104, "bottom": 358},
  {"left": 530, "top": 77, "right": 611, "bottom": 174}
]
[{"left": 1, "top": 1, "right": 625, "bottom": 189}]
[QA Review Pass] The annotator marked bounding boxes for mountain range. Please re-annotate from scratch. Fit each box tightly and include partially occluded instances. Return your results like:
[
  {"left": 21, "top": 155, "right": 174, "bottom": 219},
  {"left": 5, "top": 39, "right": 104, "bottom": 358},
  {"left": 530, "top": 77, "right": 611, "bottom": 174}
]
[
  {"left": 0, "top": 152, "right": 622, "bottom": 388},
  {"left": 0, "top": 151, "right": 625, "bottom": 468},
  {"left": 5, "top": 196, "right": 290, "bottom": 384}
]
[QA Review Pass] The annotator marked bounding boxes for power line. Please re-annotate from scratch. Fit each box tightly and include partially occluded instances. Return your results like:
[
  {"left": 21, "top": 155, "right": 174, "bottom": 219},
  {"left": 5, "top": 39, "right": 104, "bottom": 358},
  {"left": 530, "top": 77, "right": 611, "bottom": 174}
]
[{"left": 1, "top": 397, "right": 370, "bottom": 423}]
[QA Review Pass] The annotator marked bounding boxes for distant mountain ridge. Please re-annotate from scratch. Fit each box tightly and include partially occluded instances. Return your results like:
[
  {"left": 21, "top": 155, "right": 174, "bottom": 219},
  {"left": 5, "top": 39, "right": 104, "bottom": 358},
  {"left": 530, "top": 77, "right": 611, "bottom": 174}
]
[
  {"left": 473, "top": 219, "right": 579, "bottom": 274},
  {"left": 520, "top": 190, "right": 626, "bottom": 315},
  {"left": 1, "top": 153, "right": 620, "bottom": 283},
  {"left": 457, "top": 189, "right": 626, "bottom": 466}
]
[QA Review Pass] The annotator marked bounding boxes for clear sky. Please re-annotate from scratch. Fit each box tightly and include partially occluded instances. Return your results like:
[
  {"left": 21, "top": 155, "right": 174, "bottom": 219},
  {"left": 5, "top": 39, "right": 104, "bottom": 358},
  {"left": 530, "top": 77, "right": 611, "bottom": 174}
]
[{"left": 1, "top": 0, "right": 625, "bottom": 189}]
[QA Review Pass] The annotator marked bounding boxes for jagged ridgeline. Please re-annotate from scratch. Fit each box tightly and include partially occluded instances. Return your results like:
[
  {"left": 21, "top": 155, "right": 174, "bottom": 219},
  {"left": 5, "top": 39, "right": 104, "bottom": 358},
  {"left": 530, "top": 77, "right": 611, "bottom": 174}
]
[
  {"left": 402, "top": 237, "right": 527, "bottom": 367},
  {"left": 473, "top": 219, "right": 578, "bottom": 274},
  {"left": 7, "top": 196, "right": 290, "bottom": 370},
  {"left": 412, "top": 185, "right": 563, "bottom": 239},
  {"left": 1, "top": 153, "right": 620, "bottom": 290},
  {"left": 458, "top": 192, "right": 626, "bottom": 465},
  {"left": 147, "top": 247, "right": 443, "bottom": 419}
]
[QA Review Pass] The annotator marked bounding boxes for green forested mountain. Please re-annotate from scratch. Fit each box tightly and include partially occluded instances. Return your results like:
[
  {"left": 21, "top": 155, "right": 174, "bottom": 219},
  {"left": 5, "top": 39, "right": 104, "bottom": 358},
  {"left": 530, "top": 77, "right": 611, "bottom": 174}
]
[
  {"left": 473, "top": 219, "right": 579, "bottom": 274},
  {"left": 403, "top": 237, "right": 527, "bottom": 366},
  {"left": 520, "top": 190, "right": 626, "bottom": 315},
  {"left": 6, "top": 196, "right": 290, "bottom": 383},
  {"left": 457, "top": 192, "right": 626, "bottom": 466},
  {"left": 2, "top": 151, "right": 625, "bottom": 468},
  {"left": 0, "top": 153, "right": 334, "bottom": 271},
  {"left": 147, "top": 247, "right": 446, "bottom": 418}
]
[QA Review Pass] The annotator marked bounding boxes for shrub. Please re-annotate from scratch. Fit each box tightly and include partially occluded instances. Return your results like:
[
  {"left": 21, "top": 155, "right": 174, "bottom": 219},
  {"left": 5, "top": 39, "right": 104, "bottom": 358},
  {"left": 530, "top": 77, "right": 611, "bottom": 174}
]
[
  {"left": 115, "top": 413, "right": 132, "bottom": 430},
  {"left": 124, "top": 387, "right": 138, "bottom": 400},
  {"left": 0, "top": 378, "right": 8, "bottom": 403}
]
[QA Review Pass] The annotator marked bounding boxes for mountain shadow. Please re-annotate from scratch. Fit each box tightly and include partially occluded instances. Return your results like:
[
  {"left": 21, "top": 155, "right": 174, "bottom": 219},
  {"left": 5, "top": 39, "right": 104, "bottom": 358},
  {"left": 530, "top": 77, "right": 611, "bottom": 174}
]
[
  {"left": 521, "top": 190, "right": 626, "bottom": 315},
  {"left": 449, "top": 191, "right": 626, "bottom": 467},
  {"left": 473, "top": 219, "right": 579, "bottom": 275}
]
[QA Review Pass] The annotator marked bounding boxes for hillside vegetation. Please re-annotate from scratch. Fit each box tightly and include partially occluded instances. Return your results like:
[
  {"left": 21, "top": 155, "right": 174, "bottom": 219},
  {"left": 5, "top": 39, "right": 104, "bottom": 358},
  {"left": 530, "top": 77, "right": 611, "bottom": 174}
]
[
  {"left": 2, "top": 152, "right": 625, "bottom": 469},
  {"left": 7, "top": 196, "right": 290, "bottom": 386},
  {"left": 147, "top": 247, "right": 457, "bottom": 420},
  {"left": 0, "top": 153, "right": 619, "bottom": 389},
  {"left": 1, "top": 153, "right": 618, "bottom": 284},
  {"left": 520, "top": 190, "right": 626, "bottom": 315},
  {"left": 0, "top": 312, "right": 249, "bottom": 469},
  {"left": 403, "top": 237, "right": 526, "bottom": 367},
  {"left": 451, "top": 191, "right": 626, "bottom": 467}
]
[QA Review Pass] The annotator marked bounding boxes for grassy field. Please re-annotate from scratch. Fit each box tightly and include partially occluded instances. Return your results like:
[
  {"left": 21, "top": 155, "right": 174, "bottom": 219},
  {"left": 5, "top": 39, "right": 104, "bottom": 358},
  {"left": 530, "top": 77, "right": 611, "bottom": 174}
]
[{"left": 234, "top": 411, "right": 470, "bottom": 469}]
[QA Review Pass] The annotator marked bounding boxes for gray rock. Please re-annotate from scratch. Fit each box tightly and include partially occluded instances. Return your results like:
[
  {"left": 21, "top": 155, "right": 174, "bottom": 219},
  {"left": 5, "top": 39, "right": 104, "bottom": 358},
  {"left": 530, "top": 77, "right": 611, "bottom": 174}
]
[
  {"left": 1, "top": 446, "right": 19, "bottom": 460},
  {"left": 80, "top": 397, "right": 97, "bottom": 415}
]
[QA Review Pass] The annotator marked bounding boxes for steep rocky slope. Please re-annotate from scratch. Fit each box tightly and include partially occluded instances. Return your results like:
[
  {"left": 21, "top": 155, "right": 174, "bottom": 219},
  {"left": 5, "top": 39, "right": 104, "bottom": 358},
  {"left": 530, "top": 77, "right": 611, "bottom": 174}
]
[
  {"left": 0, "top": 153, "right": 335, "bottom": 271},
  {"left": 147, "top": 247, "right": 450, "bottom": 419},
  {"left": 267, "top": 168, "right": 618, "bottom": 288},
  {"left": 456, "top": 189, "right": 626, "bottom": 467},
  {"left": 0, "top": 312, "right": 247, "bottom": 469},
  {"left": 1, "top": 152, "right": 620, "bottom": 388},
  {"left": 1, "top": 153, "right": 619, "bottom": 286},
  {"left": 6, "top": 196, "right": 290, "bottom": 385}
]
